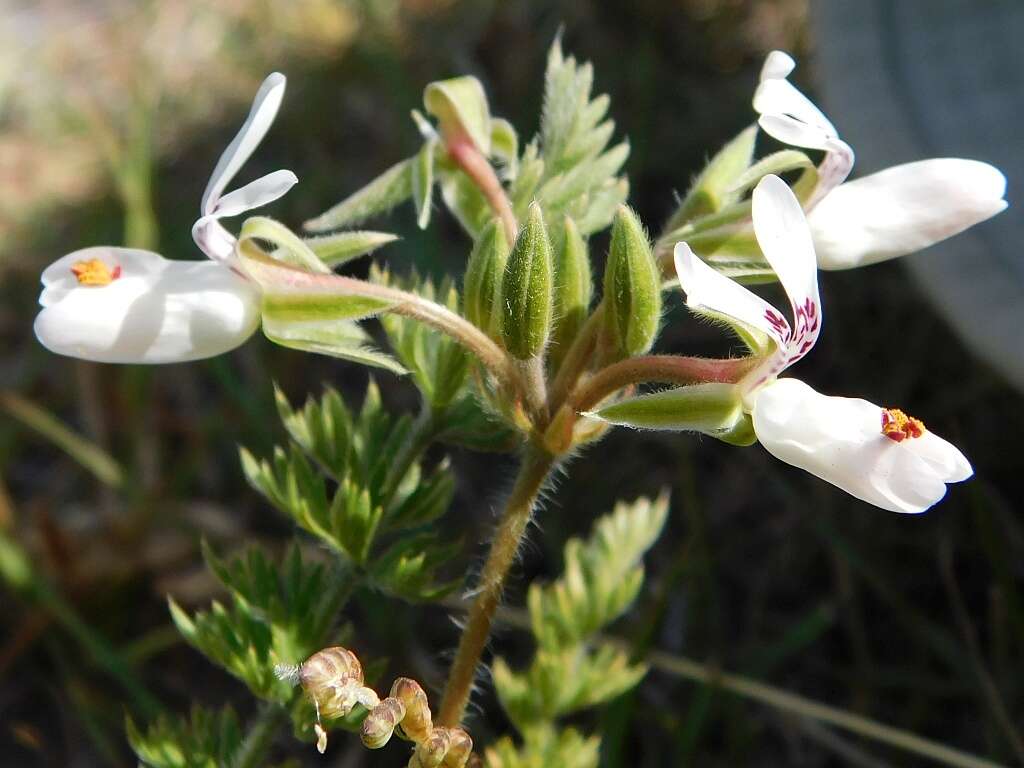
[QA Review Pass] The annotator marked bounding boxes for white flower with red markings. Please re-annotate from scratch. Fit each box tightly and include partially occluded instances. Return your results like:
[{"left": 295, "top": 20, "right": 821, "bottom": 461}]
[
  {"left": 754, "top": 51, "right": 1006, "bottom": 270},
  {"left": 674, "top": 175, "right": 972, "bottom": 513},
  {"left": 34, "top": 73, "right": 295, "bottom": 363}
]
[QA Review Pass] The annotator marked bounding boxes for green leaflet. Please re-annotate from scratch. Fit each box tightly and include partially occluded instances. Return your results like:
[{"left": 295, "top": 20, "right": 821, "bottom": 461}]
[
  {"left": 412, "top": 136, "right": 437, "bottom": 229},
  {"left": 303, "top": 158, "right": 414, "bottom": 232},
  {"left": 665, "top": 124, "right": 759, "bottom": 231},
  {"left": 127, "top": 706, "right": 243, "bottom": 768},
  {"left": 262, "top": 315, "right": 407, "bottom": 375},
  {"left": 303, "top": 230, "right": 399, "bottom": 268}
]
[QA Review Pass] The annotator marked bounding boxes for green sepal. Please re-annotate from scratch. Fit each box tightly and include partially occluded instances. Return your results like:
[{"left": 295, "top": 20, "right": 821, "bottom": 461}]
[
  {"left": 665, "top": 124, "right": 758, "bottom": 231},
  {"left": 240, "top": 216, "right": 329, "bottom": 273},
  {"left": 412, "top": 137, "right": 437, "bottom": 229},
  {"left": 550, "top": 216, "right": 592, "bottom": 368},
  {"left": 602, "top": 205, "right": 661, "bottom": 357},
  {"left": 501, "top": 202, "right": 555, "bottom": 359},
  {"left": 423, "top": 76, "right": 492, "bottom": 154},
  {"left": 303, "top": 230, "right": 399, "bottom": 268},
  {"left": 262, "top": 314, "right": 406, "bottom": 375},
  {"left": 303, "top": 158, "right": 414, "bottom": 232},
  {"left": 588, "top": 382, "right": 753, "bottom": 444},
  {"left": 463, "top": 218, "right": 510, "bottom": 338},
  {"left": 729, "top": 149, "right": 815, "bottom": 197}
]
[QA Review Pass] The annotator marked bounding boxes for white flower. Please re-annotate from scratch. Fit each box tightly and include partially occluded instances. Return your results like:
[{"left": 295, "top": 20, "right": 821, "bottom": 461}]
[
  {"left": 754, "top": 51, "right": 1007, "bottom": 270},
  {"left": 674, "top": 174, "right": 972, "bottom": 513},
  {"left": 34, "top": 73, "right": 296, "bottom": 363}
]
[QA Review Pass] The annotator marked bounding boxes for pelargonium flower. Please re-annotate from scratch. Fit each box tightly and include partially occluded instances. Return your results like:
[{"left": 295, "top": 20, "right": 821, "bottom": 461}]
[
  {"left": 674, "top": 174, "right": 972, "bottom": 513},
  {"left": 754, "top": 51, "right": 1007, "bottom": 270},
  {"left": 34, "top": 73, "right": 296, "bottom": 363}
]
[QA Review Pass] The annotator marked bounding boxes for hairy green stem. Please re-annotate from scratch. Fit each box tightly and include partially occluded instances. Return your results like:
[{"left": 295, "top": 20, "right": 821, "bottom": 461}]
[
  {"left": 548, "top": 303, "right": 604, "bottom": 411},
  {"left": 233, "top": 703, "right": 290, "bottom": 768},
  {"left": 437, "top": 447, "right": 556, "bottom": 727}
]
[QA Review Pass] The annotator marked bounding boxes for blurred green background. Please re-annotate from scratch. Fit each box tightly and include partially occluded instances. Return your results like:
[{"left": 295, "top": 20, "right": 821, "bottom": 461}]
[{"left": 1, "top": 1, "right": 1021, "bottom": 765}]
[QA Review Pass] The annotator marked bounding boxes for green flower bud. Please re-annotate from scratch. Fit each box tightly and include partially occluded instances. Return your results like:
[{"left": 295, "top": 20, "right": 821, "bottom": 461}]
[
  {"left": 463, "top": 219, "right": 509, "bottom": 338},
  {"left": 550, "top": 216, "right": 593, "bottom": 368},
  {"left": 602, "top": 205, "right": 661, "bottom": 358},
  {"left": 501, "top": 202, "right": 554, "bottom": 359}
]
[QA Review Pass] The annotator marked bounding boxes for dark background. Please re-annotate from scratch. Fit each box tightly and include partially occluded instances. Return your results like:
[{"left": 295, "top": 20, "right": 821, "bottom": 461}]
[{"left": 1, "top": 1, "right": 1021, "bottom": 765}]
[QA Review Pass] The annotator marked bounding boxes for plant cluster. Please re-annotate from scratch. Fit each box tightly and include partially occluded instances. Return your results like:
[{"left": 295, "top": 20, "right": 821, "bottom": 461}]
[{"left": 32, "top": 35, "right": 1006, "bottom": 766}]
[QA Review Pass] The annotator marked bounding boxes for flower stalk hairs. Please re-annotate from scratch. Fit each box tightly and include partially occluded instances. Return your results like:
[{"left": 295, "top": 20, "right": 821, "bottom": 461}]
[{"left": 34, "top": 73, "right": 296, "bottom": 363}]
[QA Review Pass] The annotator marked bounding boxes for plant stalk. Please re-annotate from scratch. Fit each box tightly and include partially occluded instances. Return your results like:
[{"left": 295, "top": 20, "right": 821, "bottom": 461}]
[
  {"left": 436, "top": 446, "right": 556, "bottom": 727},
  {"left": 446, "top": 134, "right": 518, "bottom": 244}
]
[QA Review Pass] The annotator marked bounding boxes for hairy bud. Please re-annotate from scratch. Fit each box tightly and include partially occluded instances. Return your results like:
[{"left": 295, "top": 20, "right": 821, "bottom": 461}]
[
  {"left": 501, "top": 202, "right": 554, "bottom": 359},
  {"left": 602, "top": 205, "right": 661, "bottom": 358},
  {"left": 550, "top": 216, "right": 593, "bottom": 368},
  {"left": 463, "top": 219, "right": 509, "bottom": 337}
]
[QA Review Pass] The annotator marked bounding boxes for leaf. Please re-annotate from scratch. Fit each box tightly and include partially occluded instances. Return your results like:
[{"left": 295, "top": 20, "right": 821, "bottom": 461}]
[
  {"left": 369, "top": 532, "right": 462, "bottom": 602},
  {"left": 304, "top": 230, "right": 399, "bottom": 268},
  {"left": 424, "top": 75, "right": 492, "bottom": 154},
  {"left": 665, "top": 124, "right": 759, "bottom": 231},
  {"left": 304, "top": 158, "right": 414, "bottom": 232},
  {"left": 485, "top": 724, "right": 600, "bottom": 768},
  {"left": 127, "top": 706, "right": 242, "bottom": 768},
  {"left": 412, "top": 137, "right": 437, "bottom": 229},
  {"left": 0, "top": 391, "right": 123, "bottom": 487},
  {"left": 528, "top": 494, "right": 669, "bottom": 650},
  {"left": 262, "top": 314, "right": 407, "bottom": 375},
  {"left": 375, "top": 266, "right": 471, "bottom": 411}
]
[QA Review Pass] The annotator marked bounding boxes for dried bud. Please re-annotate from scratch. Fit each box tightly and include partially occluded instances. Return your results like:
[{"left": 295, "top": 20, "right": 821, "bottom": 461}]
[
  {"left": 602, "top": 205, "right": 661, "bottom": 358},
  {"left": 412, "top": 728, "right": 452, "bottom": 768},
  {"left": 361, "top": 697, "right": 406, "bottom": 749},
  {"left": 550, "top": 216, "right": 593, "bottom": 368},
  {"left": 390, "top": 677, "right": 433, "bottom": 743},
  {"left": 463, "top": 219, "right": 509, "bottom": 337},
  {"left": 501, "top": 202, "right": 554, "bottom": 359},
  {"left": 288, "top": 646, "right": 380, "bottom": 721},
  {"left": 441, "top": 728, "right": 474, "bottom": 768}
]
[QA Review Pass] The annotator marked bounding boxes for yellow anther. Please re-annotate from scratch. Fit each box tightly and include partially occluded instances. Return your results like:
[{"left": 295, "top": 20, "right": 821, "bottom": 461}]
[
  {"left": 71, "top": 258, "right": 120, "bottom": 286},
  {"left": 882, "top": 408, "right": 925, "bottom": 443}
]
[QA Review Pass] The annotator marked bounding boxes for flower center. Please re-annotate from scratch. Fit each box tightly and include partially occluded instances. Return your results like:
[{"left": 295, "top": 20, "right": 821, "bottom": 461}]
[
  {"left": 881, "top": 408, "right": 925, "bottom": 442},
  {"left": 71, "top": 258, "right": 121, "bottom": 286}
]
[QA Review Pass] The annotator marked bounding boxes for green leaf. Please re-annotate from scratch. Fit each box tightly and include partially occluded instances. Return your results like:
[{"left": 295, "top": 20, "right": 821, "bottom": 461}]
[
  {"left": 375, "top": 266, "right": 471, "bottom": 411},
  {"left": 529, "top": 493, "right": 669, "bottom": 649},
  {"left": 304, "top": 230, "right": 399, "bottom": 268},
  {"left": 424, "top": 76, "right": 492, "bottom": 155},
  {"left": 434, "top": 393, "right": 522, "bottom": 453},
  {"left": 304, "top": 158, "right": 414, "bottom": 232},
  {"left": 485, "top": 724, "right": 600, "bottom": 768},
  {"left": 127, "top": 706, "right": 242, "bottom": 768},
  {"left": 587, "top": 382, "right": 754, "bottom": 445},
  {"left": 412, "top": 137, "right": 437, "bottom": 229},
  {"left": 665, "top": 124, "right": 758, "bottom": 231},
  {"left": 262, "top": 314, "right": 406, "bottom": 375},
  {"left": 369, "top": 532, "right": 461, "bottom": 602}
]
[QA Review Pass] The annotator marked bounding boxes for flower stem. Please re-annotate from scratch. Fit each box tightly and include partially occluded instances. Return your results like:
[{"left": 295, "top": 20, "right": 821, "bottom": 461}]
[
  {"left": 446, "top": 135, "right": 518, "bottom": 244},
  {"left": 571, "top": 354, "right": 758, "bottom": 415},
  {"left": 436, "top": 446, "right": 556, "bottom": 727}
]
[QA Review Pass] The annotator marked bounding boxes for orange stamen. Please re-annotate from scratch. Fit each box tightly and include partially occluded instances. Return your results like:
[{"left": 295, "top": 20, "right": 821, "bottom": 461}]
[
  {"left": 71, "top": 258, "right": 120, "bottom": 286},
  {"left": 881, "top": 408, "right": 925, "bottom": 442}
]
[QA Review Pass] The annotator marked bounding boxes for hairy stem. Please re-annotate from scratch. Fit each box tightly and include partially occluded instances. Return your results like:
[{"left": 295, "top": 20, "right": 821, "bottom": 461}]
[
  {"left": 437, "top": 447, "right": 556, "bottom": 727},
  {"left": 547, "top": 303, "right": 604, "bottom": 411},
  {"left": 233, "top": 703, "right": 290, "bottom": 768},
  {"left": 572, "top": 354, "right": 758, "bottom": 415},
  {"left": 446, "top": 135, "right": 518, "bottom": 244}
]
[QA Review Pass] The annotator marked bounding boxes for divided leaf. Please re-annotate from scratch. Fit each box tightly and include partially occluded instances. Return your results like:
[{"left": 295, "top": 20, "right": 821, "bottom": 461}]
[
  {"left": 127, "top": 706, "right": 243, "bottom": 768},
  {"left": 485, "top": 724, "right": 600, "bottom": 768}
]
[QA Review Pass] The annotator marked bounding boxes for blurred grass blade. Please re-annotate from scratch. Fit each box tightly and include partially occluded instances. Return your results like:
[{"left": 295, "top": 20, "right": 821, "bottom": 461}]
[{"left": 0, "top": 391, "right": 123, "bottom": 487}]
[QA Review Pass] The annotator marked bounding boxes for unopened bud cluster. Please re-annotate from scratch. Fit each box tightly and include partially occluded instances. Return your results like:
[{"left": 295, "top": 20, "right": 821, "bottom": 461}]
[{"left": 283, "top": 646, "right": 477, "bottom": 767}]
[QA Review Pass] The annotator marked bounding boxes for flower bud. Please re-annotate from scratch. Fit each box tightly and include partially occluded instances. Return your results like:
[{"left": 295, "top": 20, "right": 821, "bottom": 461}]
[
  {"left": 501, "top": 202, "right": 554, "bottom": 360},
  {"left": 463, "top": 219, "right": 509, "bottom": 337},
  {"left": 389, "top": 677, "right": 433, "bottom": 743},
  {"left": 602, "top": 206, "right": 661, "bottom": 357},
  {"left": 361, "top": 697, "right": 406, "bottom": 749},
  {"left": 550, "top": 216, "right": 593, "bottom": 367}
]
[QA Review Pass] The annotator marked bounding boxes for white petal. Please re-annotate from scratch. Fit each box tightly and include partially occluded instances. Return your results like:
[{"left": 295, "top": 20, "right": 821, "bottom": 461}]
[
  {"left": 757, "top": 114, "right": 832, "bottom": 151},
  {"left": 34, "top": 249, "right": 260, "bottom": 364},
  {"left": 808, "top": 159, "right": 1008, "bottom": 270},
  {"left": 201, "top": 72, "right": 286, "bottom": 216},
  {"left": 752, "top": 378, "right": 969, "bottom": 514},
  {"left": 759, "top": 50, "right": 796, "bottom": 82},
  {"left": 192, "top": 216, "right": 237, "bottom": 264},
  {"left": 211, "top": 169, "right": 298, "bottom": 218},
  {"left": 673, "top": 241, "right": 786, "bottom": 346},
  {"left": 753, "top": 78, "right": 837, "bottom": 139},
  {"left": 41, "top": 246, "right": 161, "bottom": 307},
  {"left": 806, "top": 137, "right": 856, "bottom": 209},
  {"left": 907, "top": 430, "right": 973, "bottom": 483},
  {"left": 751, "top": 176, "right": 821, "bottom": 363}
]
